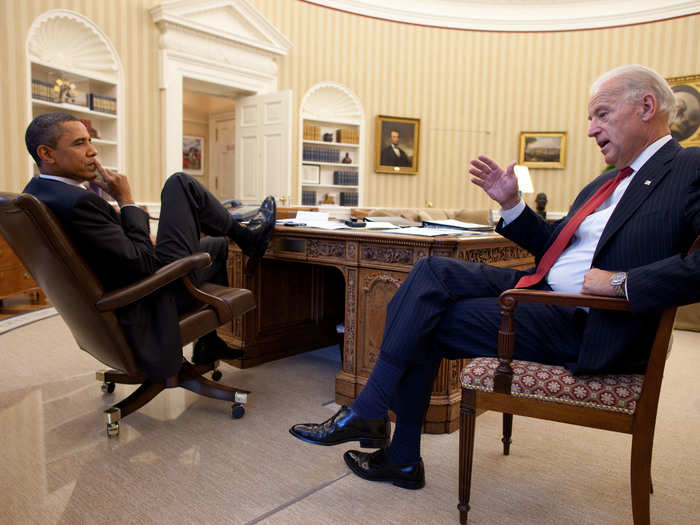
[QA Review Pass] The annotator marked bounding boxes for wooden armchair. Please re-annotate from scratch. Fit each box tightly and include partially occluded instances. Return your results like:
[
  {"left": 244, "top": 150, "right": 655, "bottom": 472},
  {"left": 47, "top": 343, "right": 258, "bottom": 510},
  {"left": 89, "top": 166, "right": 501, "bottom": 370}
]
[
  {"left": 458, "top": 236, "right": 699, "bottom": 524},
  {"left": 0, "top": 192, "right": 256, "bottom": 437}
]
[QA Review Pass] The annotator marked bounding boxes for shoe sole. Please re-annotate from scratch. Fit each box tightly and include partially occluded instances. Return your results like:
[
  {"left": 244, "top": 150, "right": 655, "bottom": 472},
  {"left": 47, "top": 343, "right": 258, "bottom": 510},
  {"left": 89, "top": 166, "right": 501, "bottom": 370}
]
[
  {"left": 343, "top": 452, "right": 425, "bottom": 490},
  {"left": 289, "top": 427, "right": 389, "bottom": 449}
]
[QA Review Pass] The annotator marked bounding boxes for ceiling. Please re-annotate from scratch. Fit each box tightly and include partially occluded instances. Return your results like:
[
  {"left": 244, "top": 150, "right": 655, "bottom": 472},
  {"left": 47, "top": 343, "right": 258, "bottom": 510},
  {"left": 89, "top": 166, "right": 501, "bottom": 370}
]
[{"left": 303, "top": 0, "right": 700, "bottom": 31}]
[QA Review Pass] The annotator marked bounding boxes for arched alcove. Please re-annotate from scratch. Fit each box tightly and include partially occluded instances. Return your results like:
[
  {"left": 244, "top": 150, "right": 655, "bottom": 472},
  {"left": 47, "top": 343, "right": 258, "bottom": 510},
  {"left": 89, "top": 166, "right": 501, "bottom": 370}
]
[
  {"left": 299, "top": 82, "right": 364, "bottom": 208},
  {"left": 26, "top": 10, "right": 124, "bottom": 178}
]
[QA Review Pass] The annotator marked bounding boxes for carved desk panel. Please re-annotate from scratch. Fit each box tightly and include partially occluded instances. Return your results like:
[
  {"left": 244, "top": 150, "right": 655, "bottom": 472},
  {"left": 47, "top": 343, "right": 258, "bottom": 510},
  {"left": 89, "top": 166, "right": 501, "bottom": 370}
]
[{"left": 223, "top": 227, "right": 533, "bottom": 433}]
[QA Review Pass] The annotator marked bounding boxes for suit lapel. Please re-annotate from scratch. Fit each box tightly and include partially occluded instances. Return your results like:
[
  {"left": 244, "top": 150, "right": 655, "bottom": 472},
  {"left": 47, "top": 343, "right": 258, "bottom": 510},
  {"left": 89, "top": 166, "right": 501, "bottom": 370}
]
[{"left": 593, "top": 139, "right": 679, "bottom": 260}]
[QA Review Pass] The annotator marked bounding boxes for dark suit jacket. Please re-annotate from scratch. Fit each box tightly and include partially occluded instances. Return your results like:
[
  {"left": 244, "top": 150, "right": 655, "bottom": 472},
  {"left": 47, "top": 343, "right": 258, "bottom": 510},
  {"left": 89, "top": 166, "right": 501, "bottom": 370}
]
[
  {"left": 23, "top": 177, "right": 183, "bottom": 379},
  {"left": 498, "top": 139, "right": 700, "bottom": 374},
  {"left": 381, "top": 145, "right": 411, "bottom": 167}
]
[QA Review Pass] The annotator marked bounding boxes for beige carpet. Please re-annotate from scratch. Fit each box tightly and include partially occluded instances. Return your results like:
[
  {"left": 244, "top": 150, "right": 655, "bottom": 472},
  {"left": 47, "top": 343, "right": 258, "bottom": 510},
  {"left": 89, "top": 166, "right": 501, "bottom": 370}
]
[{"left": 1, "top": 316, "right": 698, "bottom": 524}]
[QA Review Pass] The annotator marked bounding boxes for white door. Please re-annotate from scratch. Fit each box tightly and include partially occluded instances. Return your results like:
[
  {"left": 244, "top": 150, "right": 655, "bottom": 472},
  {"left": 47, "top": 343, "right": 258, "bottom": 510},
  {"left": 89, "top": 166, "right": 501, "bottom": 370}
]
[
  {"left": 211, "top": 114, "right": 236, "bottom": 200},
  {"left": 235, "top": 90, "right": 292, "bottom": 204}
]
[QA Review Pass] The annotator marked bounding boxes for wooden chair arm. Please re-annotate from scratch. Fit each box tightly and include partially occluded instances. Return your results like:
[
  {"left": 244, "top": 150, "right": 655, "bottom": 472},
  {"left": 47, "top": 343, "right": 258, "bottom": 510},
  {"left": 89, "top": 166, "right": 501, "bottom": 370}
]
[
  {"left": 493, "top": 289, "right": 630, "bottom": 394},
  {"left": 95, "top": 253, "right": 212, "bottom": 312}
]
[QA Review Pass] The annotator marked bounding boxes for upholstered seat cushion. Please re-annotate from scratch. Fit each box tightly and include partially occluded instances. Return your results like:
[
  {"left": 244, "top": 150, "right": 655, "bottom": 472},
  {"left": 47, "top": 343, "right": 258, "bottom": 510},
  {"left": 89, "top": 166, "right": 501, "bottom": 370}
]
[{"left": 460, "top": 358, "right": 645, "bottom": 415}]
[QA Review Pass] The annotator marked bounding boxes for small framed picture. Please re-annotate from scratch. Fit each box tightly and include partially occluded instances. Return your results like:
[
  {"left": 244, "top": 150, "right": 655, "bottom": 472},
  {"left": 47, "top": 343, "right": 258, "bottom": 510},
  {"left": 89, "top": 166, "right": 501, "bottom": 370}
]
[
  {"left": 518, "top": 132, "right": 567, "bottom": 169},
  {"left": 183, "top": 135, "right": 204, "bottom": 175},
  {"left": 375, "top": 115, "right": 420, "bottom": 174},
  {"left": 302, "top": 164, "right": 320, "bottom": 184},
  {"left": 667, "top": 74, "right": 700, "bottom": 147}
]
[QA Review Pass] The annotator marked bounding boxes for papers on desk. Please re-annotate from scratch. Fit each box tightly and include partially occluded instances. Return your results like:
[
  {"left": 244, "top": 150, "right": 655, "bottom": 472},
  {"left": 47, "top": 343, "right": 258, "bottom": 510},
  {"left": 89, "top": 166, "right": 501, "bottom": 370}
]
[
  {"left": 278, "top": 211, "right": 399, "bottom": 230},
  {"left": 422, "top": 219, "right": 493, "bottom": 232},
  {"left": 390, "top": 226, "right": 491, "bottom": 236}
]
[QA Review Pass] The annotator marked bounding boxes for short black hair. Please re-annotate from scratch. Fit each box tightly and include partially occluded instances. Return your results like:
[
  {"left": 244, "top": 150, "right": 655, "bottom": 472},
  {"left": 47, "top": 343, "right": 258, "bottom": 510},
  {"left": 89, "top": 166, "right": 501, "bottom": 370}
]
[{"left": 25, "top": 112, "right": 79, "bottom": 165}]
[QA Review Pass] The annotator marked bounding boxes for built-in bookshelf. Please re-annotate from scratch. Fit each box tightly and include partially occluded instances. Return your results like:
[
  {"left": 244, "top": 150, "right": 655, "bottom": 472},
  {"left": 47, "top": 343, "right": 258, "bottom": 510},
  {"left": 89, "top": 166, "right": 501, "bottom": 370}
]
[
  {"left": 30, "top": 61, "right": 121, "bottom": 172},
  {"left": 299, "top": 83, "right": 363, "bottom": 209},
  {"left": 26, "top": 11, "right": 123, "bottom": 177}
]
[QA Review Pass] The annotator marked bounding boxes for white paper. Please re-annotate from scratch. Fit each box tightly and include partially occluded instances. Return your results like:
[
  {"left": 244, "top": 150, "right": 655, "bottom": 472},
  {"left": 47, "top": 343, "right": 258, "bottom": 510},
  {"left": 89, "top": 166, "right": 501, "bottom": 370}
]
[
  {"left": 389, "top": 227, "right": 456, "bottom": 236},
  {"left": 296, "top": 211, "right": 329, "bottom": 222},
  {"left": 361, "top": 221, "right": 399, "bottom": 230},
  {"left": 423, "top": 219, "right": 491, "bottom": 230}
]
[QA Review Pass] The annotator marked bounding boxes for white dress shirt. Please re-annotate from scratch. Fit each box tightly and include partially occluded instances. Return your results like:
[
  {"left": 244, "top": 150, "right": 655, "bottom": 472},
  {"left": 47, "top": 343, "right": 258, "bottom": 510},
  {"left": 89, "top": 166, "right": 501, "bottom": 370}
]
[
  {"left": 37, "top": 173, "right": 135, "bottom": 209},
  {"left": 501, "top": 135, "right": 672, "bottom": 294}
]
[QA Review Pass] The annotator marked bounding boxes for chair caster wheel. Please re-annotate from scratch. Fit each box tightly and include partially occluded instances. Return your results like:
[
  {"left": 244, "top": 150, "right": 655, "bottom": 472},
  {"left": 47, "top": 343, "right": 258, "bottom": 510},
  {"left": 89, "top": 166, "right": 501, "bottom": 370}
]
[
  {"left": 101, "top": 382, "right": 115, "bottom": 394},
  {"left": 211, "top": 370, "right": 222, "bottom": 381},
  {"left": 232, "top": 402, "right": 245, "bottom": 419},
  {"left": 106, "top": 421, "right": 120, "bottom": 437}
]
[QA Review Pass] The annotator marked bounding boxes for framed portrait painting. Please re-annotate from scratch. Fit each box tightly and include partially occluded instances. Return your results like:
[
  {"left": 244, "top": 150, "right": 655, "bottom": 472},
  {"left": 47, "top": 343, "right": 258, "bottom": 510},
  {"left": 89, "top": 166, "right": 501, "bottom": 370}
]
[
  {"left": 518, "top": 132, "right": 567, "bottom": 169},
  {"left": 183, "top": 135, "right": 204, "bottom": 175},
  {"left": 375, "top": 115, "right": 420, "bottom": 174},
  {"left": 667, "top": 74, "right": 700, "bottom": 147}
]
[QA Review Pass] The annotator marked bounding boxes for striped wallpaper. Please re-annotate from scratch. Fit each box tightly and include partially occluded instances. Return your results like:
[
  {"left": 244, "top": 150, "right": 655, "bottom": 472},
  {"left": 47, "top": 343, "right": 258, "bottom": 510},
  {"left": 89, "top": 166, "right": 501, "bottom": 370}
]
[{"left": 1, "top": 0, "right": 699, "bottom": 212}]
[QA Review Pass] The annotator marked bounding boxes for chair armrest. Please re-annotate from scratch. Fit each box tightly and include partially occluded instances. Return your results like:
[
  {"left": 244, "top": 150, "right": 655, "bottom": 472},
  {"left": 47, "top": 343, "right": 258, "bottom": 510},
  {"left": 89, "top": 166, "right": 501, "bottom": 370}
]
[
  {"left": 492, "top": 289, "right": 630, "bottom": 394},
  {"left": 95, "top": 252, "right": 211, "bottom": 312},
  {"left": 498, "top": 289, "right": 630, "bottom": 312}
]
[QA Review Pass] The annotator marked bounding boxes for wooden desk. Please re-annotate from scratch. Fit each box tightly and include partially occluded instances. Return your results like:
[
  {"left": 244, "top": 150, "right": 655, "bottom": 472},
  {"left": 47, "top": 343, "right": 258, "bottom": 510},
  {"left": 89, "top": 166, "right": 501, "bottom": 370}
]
[{"left": 221, "top": 226, "right": 534, "bottom": 433}]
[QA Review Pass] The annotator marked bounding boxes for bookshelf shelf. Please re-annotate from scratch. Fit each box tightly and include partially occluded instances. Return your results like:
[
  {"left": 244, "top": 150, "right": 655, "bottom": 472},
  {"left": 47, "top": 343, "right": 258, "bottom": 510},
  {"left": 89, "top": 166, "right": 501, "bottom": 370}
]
[{"left": 302, "top": 161, "right": 359, "bottom": 168}]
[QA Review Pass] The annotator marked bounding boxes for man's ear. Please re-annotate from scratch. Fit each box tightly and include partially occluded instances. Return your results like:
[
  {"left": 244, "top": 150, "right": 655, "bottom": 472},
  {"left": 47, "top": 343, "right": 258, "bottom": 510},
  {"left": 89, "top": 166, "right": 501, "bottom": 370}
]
[
  {"left": 36, "top": 145, "right": 55, "bottom": 166},
  {"left": 640, "top": 93, "right": 658, "bottom": 122}
]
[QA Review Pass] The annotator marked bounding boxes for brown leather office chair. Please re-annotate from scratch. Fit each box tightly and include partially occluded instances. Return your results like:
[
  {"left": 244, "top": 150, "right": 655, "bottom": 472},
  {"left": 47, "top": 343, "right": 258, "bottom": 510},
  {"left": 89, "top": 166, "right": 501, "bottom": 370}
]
[
  {"left": 458, "top": 235, "right": 699, "bottom": 525},
  {"left": 0, "top": 192, "right": 256, "bottom": 437}
]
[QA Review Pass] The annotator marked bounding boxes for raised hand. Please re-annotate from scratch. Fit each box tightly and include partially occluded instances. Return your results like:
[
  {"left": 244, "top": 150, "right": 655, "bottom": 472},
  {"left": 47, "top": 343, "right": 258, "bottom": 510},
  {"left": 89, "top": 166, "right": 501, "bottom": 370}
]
[
  {"left": 468, "top": 155, "right": 520, "bottom": 209},
  {"left": 92, "top": 159, "right": 135, "bottom": 207}
]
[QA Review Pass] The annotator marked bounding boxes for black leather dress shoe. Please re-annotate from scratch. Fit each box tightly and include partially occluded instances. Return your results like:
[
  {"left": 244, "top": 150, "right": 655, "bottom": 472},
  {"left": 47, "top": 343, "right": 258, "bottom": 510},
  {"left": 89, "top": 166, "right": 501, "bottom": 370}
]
[
  {"left": 344, "top": 449, "right": 425, "bottom": 490},
  {"left": 289, "top": 406, "right": 390, "bottom": 448},
  {"left": 192, "top": 334, "right": 244, "bottom": 364},
  {"left": 240, "top": 196, "right": 276, "bottom": 274}
]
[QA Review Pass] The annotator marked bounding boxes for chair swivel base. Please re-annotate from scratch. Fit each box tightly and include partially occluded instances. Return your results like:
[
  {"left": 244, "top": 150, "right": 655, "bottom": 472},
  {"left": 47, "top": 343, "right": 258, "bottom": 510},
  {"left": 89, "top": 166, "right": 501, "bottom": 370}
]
[{"left": 96, "top": 363, "right": 250, "bottom": 437}]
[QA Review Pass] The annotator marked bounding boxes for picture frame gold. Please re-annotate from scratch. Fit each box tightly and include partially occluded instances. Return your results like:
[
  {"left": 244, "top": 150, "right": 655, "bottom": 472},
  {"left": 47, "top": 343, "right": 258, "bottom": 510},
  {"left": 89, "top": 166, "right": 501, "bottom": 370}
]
[
  {"left": 666, "top": 74, "right": 700, "bottom": 147},
  {"left": 518, "top": 132, "right": 567, "bottom": 169},
  {"left": 375, "top": 115, "right": 420, "bottom": 174}
]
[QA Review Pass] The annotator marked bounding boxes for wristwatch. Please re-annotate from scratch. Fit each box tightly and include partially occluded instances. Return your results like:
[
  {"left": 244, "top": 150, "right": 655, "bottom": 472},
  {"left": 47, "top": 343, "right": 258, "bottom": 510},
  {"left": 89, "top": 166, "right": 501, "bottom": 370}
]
[{"left": 609, "top": 272, "right": 628, "bottom": 298}]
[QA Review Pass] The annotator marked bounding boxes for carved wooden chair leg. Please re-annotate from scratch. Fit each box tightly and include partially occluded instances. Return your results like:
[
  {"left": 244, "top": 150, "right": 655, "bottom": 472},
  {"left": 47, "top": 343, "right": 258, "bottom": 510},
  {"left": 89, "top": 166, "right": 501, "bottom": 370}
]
[
  {"left": 103, "top": 380, "right": 165, "bottom": 437},
  {"left": 96, "top": 368, "right": 146, "bottom": 393},
  {"left": 630, "top": 430, "right": 654, "bottom": 525},
  {"left": 177, "top": 364, "right": 250, "bottom": 419},
  {"left": 459, "top": 389, "right": 477, "bottom": 525},
  {"left": 502, "top": 413, "right": 513, "bottom": 455}
]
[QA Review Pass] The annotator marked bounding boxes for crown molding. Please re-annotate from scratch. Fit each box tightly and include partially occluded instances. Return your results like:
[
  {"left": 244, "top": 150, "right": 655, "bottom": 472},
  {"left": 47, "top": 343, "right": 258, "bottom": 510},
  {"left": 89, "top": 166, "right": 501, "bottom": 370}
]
[{"left": 303, "top": 0, "right": 700, "bottom": 31}]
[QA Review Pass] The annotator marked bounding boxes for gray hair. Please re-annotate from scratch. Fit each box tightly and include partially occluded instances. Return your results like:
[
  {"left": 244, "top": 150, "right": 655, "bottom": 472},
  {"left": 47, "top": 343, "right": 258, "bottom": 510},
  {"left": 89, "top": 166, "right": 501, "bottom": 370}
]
[
  {"left": 25, "top": 112, "right": 79, "bottom": 165},
  {"left": 590, "top": 65, "right": 676, "bottom": 125}
]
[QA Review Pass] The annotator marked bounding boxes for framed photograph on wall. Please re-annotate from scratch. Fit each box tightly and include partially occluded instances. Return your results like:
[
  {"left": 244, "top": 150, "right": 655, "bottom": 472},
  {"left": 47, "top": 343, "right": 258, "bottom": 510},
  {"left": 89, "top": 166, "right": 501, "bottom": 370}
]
[
  {"left": 302, "top": 164, "right": 320, "bottom": 184},
  {"left": 183, "top": 135, "right": 204, "bottom": 175},
  {"left": 518, "top": 132, "right": 567, "bottom": 169},
  {"left": 667, "top": 74, "right": 700, "bottom": 147},
  {"left": 375, "top": 115, "right": 420, "bottom": 174}
]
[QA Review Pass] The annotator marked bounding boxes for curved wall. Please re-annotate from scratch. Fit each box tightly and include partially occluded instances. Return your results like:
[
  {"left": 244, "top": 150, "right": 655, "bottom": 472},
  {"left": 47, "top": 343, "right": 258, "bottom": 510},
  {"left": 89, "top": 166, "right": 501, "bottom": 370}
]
[{"left": 1, "top": 0, "right": 698, "bottom": 212}]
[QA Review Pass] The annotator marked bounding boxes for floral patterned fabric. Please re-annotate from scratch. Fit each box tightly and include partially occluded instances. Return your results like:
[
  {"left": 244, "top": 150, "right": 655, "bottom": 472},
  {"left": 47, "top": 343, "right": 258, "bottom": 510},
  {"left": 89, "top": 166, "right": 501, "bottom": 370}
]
[{"left": 460, "top": 358, "right": 645, "bottom": 414}]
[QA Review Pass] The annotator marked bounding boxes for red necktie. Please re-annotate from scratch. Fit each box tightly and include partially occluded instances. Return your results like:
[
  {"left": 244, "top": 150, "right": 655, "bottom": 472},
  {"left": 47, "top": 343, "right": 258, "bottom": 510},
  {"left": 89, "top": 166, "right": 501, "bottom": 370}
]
[{"left": 515, "top": 166, "right": 633, "bottom": 289}]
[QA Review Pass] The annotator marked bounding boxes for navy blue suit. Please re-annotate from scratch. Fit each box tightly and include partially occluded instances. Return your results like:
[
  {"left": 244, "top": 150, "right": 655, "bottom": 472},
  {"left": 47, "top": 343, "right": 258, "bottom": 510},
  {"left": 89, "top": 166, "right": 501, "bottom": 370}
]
[
  {"left": 23, "top": 173, "right": 234, "bottom": 379},
  {"left": 368, "top": 139, "right": 700, "bottom": 437}
]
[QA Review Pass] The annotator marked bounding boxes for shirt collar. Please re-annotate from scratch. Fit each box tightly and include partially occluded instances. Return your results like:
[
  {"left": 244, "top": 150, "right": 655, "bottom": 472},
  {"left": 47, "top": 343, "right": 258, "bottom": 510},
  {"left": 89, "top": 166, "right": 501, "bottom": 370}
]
[
  {"left": 628, "top": 135, "right": 672, "bottom": 174},
  {"left": 38, "top": 173, "right": 87, "bottom": 189}
]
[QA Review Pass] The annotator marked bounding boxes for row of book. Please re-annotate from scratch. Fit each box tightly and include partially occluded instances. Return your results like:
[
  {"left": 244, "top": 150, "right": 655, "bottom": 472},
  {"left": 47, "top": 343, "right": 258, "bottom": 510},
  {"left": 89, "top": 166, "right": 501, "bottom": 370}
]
[
  {"left": 301, "top": 190, "right": 317, "bottom": 206},
  {"left": 31, "top": 79, "right": 55, "bottom": 102},
  {"left": 303, "top": 145, "right": 341, "bottom": 163},
  {"left": 88, "top": 93, "right": 117, "bottom": 114},
  {"left": 303, "top": 125, "right": 321, "bottom": 141},
  {"left": 333, "top": 171, "right": 358, "bottom": 186},
  {"left": 339, "top": 191, "right": 358, "bottom": 207},
  {"left": 336, "top": 128, "right": 359, "bottom": 144}
]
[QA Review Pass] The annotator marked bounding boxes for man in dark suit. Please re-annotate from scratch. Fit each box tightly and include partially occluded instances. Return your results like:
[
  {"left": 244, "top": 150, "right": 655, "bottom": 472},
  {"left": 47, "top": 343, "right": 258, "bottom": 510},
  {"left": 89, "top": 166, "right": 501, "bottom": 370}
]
[
  {"left": 23, "top": 112, "right": 276, "bottom": 380},
  {"left": 290, "top": 65, "right": 700, "bottom": 489},
  {"left": 380, "top": 129, "right": 412, "bottom": 167}
]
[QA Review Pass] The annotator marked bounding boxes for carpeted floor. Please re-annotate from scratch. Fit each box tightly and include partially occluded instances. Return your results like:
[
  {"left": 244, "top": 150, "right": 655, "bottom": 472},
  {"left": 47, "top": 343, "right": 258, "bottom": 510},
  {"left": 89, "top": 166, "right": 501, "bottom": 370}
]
[{"left": 1, "top": 315, "right": 698, "bottom": 524}]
